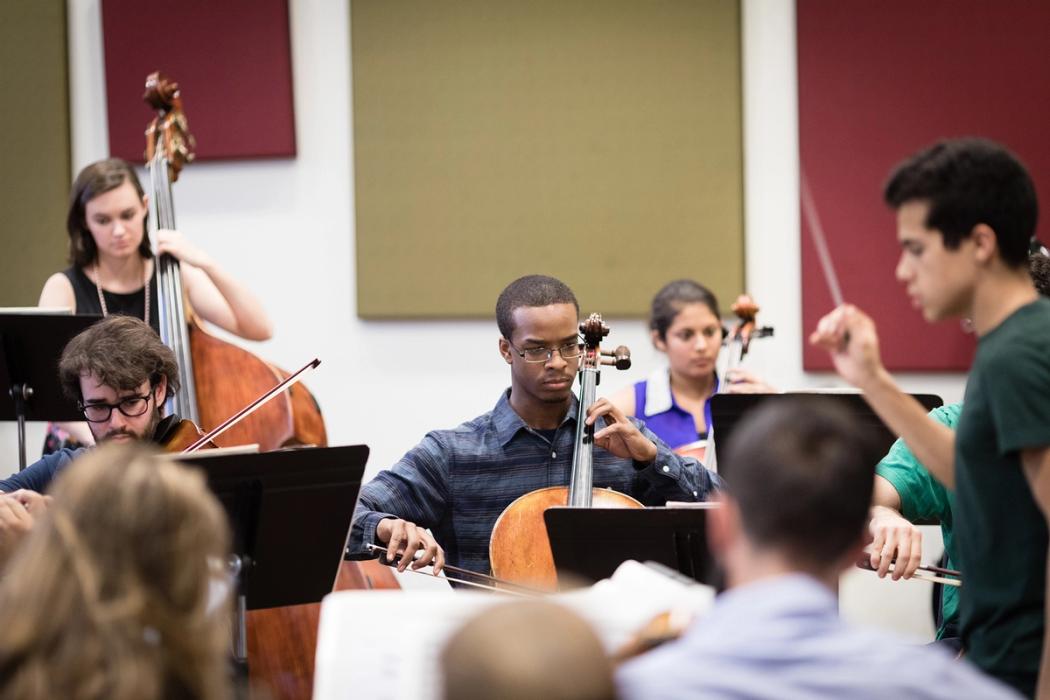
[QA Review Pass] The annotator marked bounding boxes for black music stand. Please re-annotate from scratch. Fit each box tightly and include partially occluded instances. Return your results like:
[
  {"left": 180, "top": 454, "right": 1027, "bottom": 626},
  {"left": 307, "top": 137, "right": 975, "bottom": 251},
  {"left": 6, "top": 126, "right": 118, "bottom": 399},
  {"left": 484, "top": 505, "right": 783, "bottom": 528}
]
[
  {"left": 709, "top": 392, "right": 944, "bottom": 480},
  {"left": 544, "top": 506, "right": 722, "bottom": 590},
  {"left": 175, "top": 445, "right": 369, "bottom": 671},
  {"left": 0, "top": 312, "right": 101, "bottom": 469}
]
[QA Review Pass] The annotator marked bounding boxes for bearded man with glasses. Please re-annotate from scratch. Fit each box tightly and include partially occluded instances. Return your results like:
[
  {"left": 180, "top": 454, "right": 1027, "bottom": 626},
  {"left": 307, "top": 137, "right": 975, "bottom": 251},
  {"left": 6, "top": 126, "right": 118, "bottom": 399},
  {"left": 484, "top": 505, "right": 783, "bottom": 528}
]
[
  {"left": 346, "top": 274, "right": 722, "bottom": 580},
  {"left": 0, "top": 315, "right": 181, "bottom": 496}
]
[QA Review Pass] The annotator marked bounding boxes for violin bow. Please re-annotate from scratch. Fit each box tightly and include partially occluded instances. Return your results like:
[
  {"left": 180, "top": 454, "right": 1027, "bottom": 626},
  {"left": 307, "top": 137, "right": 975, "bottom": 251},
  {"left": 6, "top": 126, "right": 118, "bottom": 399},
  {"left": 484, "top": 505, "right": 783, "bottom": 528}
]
[{"left": 182, "top": 358, "right": 321, "bottom": 453}]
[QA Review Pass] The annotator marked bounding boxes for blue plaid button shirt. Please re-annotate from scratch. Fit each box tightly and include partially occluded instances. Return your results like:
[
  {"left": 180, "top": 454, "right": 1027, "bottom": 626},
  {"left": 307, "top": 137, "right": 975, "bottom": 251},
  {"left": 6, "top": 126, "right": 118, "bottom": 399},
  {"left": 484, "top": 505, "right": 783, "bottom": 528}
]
[{"left": 348, "top": 389, "right": 722, "bottom": 575}]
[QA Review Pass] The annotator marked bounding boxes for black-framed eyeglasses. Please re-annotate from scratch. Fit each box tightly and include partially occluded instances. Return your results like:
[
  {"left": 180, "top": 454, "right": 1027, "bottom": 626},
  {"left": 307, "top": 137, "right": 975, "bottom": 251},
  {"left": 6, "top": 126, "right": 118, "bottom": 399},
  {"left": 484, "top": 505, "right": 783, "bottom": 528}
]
[
  {"left": 506, "top": 339, "right": 584, "bottom": 364},
  {"left": 78, "top": 392, "right": 153, "bottom": 423}
]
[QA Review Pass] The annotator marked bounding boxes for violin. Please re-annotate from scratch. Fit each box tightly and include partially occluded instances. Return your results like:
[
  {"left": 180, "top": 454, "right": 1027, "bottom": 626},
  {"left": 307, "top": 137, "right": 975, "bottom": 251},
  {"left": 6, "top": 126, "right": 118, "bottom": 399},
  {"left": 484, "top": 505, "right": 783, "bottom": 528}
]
[{"left": 488, "top": 314, "right": 641, "bottom": 591}]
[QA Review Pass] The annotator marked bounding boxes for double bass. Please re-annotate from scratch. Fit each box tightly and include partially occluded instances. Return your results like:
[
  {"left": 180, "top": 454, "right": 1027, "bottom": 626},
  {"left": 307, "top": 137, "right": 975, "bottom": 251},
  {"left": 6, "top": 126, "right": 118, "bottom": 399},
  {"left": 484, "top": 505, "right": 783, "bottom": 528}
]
[
  {"left": 143, "top": 72, "right": 326, "bottom": 450},
  {"left": 489, "top": 313, "right": 641, "bottom": 591},
  {"left": 142, "top": 73, "right": 349, "bottom": 699}
]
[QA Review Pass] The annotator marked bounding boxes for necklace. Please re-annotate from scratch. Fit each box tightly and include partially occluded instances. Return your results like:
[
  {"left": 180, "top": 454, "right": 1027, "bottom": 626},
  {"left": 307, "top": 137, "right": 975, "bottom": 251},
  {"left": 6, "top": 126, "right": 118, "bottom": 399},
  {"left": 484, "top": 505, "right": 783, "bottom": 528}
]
[{"left": 94, "top": 261, "right": 150, "bottom": 324}]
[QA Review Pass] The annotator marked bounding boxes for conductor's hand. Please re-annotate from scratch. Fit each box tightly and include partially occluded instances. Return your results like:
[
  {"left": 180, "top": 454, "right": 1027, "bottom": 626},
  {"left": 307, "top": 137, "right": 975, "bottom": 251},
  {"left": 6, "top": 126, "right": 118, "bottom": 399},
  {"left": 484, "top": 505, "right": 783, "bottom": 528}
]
[
  {"left": 808, "top": 304, "right": 887, "bottom": 390},
  {"left": 867, "top": 505, "right": 923, "bottom": 580},
  {"left": 375, "top": 517, "right": 445, "bottom": 574},
  {"left": 586, "top": 398, "right": 658, "bottom": 463},
  {"left": 0, "top": 490, "right": 51, "bottom": 567}
]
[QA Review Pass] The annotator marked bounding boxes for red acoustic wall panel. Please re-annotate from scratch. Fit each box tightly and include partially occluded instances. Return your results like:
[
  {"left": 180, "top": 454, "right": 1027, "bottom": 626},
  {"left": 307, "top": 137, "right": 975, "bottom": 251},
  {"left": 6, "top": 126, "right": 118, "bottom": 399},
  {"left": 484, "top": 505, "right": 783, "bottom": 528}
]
[
  {"left": 101, "top": 0, "right": 296, "bottom": 162},
  {"left": 798, "top": 0, "right": 1050, "bottom": 370}
]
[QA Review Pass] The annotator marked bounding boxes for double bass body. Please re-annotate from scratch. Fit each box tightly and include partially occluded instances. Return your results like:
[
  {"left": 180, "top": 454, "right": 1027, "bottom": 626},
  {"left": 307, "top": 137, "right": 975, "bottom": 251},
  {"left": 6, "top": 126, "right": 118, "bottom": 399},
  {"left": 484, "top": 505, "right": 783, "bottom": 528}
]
[{"left": 143, "top": 73, "right": 326, "bottom": 451}]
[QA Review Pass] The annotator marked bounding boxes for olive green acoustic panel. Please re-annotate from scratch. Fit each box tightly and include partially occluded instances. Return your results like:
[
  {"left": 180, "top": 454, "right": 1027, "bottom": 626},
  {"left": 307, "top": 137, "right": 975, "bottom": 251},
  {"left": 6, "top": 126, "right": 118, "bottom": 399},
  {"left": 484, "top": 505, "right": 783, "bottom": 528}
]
[
  {"left": 0, "top": 0, "right": 70, "bottom": 306},
  {"left": 352, "top": 0, "right": 743, "bottom": 317}
]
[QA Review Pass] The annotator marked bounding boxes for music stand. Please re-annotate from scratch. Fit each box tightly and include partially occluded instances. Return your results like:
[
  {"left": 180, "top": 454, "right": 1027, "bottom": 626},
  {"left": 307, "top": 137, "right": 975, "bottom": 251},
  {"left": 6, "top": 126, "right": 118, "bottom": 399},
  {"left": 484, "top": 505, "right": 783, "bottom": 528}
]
[
  {"left": 175, "top": 444, "right": 369, "bottom": 669},
  {"left": 544, "top": 506, "right": 722, "bottom": 590},
  {"left": 0, "top": 312, "right": 101, "bottom": 469},
  {"left": 709, "top": 392, "right": 943, "bottom": 481}
]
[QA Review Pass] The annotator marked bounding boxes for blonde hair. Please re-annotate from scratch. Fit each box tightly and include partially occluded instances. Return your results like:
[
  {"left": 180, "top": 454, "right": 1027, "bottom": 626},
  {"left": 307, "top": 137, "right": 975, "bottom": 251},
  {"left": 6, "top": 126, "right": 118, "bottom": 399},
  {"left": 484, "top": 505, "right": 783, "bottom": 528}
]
[{"left": 0, "top": 444, "right": 232, "bottom": 700}]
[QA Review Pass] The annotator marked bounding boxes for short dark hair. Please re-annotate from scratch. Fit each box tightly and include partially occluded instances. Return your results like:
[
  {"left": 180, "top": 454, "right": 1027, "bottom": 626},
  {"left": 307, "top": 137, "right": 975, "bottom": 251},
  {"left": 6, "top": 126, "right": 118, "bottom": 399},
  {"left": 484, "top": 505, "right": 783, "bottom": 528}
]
[
  {"left": 495, "top": 275, "right": 579, "bottom": 339},
  {"left": 883, "top": 138, "right": 1038, "bottom": 267},
  {"left": 58, "top": 316, "right": 180, "bottom": 403},
  {"left": 721, "top": 399, "right": 877, "bottom": 569},
  {"left": 67, "top": 159, "right": 152, "bottom": 268},
  {"left": 649, "top": 279, "right": 721, "bottom": 340}
]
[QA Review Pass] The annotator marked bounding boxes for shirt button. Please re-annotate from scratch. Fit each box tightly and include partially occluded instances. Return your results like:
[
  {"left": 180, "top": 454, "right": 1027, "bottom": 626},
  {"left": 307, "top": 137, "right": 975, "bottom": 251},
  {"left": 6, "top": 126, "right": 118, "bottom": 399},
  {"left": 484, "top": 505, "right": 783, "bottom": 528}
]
[
  {"left": 552, "top": 452, "right": 557, "bottom": 458},
  {"left": 662, "top": 465, "right": 671, "bottom": 473}
]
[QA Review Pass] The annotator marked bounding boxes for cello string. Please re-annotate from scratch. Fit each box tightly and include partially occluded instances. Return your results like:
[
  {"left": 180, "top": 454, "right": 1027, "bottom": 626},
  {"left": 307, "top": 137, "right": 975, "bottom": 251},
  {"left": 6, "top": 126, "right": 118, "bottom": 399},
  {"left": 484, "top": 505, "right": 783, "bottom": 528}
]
[
  {"left": 366, "top": 544, "right": 546, "bottom": 596},
  {"left": 800, "top": 171, "right": 846, "bottom": 307}
]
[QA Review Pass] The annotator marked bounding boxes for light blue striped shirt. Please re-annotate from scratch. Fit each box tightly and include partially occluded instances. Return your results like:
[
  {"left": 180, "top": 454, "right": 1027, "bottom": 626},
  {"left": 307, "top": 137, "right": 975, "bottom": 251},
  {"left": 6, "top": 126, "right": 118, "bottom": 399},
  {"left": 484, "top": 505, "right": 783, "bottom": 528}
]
[{"left": 617, "top": 574, "right": 1019, "bottom": 700}]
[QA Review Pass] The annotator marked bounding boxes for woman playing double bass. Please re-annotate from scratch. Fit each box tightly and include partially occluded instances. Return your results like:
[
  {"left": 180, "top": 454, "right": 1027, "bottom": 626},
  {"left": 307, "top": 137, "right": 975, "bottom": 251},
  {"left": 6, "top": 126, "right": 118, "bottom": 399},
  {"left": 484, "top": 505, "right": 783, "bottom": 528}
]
[{"left": 37, "top": 158, "right": 272, "bottom": 449}]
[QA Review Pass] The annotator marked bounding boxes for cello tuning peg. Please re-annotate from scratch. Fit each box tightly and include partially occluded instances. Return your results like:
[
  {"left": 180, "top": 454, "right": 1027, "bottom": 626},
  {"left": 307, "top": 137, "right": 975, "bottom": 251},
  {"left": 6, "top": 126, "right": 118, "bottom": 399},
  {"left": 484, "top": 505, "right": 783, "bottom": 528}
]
[{"left": 601, "top": 345, "right": 631, "bottom": 370}]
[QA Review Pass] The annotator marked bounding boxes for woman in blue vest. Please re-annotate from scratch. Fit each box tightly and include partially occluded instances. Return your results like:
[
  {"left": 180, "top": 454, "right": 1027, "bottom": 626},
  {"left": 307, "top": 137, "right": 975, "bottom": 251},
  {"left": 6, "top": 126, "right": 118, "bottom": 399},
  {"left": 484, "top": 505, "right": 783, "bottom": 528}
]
[{"left": 611, "top": 279, "right": 773, "bottom": 456}]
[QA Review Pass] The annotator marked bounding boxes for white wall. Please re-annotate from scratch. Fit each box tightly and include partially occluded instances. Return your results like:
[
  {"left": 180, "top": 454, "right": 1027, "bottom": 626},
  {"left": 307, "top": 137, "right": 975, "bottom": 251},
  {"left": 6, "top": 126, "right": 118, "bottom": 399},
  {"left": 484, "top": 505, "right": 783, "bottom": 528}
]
[{"left": 2, "top": 0, "right": 961, "bottom": 630}]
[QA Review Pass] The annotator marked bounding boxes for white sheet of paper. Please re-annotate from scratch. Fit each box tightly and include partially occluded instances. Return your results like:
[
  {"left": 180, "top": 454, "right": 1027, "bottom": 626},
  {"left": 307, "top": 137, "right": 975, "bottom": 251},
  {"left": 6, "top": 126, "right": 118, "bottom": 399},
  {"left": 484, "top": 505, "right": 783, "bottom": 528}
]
[{"left": 312, "top": 560, "right": 715, "bottom": 700}]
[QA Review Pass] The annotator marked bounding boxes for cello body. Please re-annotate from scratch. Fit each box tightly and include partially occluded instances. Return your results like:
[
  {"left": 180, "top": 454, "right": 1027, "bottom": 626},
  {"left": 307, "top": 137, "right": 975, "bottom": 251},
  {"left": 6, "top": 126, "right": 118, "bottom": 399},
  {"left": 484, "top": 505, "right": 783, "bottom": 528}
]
[{"left": 489, "top": 486, "right": 642, "bottom": 590}]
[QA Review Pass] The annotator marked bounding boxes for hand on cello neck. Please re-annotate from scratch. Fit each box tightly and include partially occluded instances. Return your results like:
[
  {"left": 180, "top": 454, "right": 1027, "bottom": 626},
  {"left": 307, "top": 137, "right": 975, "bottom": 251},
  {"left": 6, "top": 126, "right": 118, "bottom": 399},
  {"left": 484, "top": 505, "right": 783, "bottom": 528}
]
[{"left": 584, "top": 397, "right": 658, "bottom": 463}]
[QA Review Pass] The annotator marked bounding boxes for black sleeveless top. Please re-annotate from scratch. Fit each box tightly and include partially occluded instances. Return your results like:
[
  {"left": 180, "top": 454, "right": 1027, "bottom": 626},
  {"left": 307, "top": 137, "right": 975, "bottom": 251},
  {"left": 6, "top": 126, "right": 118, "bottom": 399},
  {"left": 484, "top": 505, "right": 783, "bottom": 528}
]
[{"left": 62, "top": 265, "right": 160, "bottom": 331}]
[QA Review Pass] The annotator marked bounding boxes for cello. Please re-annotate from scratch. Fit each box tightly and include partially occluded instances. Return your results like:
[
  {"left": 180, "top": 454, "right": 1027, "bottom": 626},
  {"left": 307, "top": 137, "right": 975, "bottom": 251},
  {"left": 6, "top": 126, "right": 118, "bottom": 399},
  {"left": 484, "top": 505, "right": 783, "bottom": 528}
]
[
  {"left": 489, "top": 313, "right": 641, "bottom": 591},
  {"left": 143, "top": 72, "right": 326, "bottom": 451}
]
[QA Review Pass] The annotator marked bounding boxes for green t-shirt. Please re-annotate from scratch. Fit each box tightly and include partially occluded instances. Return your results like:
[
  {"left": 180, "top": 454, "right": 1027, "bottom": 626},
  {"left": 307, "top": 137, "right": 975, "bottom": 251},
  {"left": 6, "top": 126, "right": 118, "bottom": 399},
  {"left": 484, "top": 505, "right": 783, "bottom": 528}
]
[
  {"left": 875, "top": 402, "right": 961, "bottom": 640},
  {"left": 956, "top": 297, "right": 1050, "bottom": 697}
]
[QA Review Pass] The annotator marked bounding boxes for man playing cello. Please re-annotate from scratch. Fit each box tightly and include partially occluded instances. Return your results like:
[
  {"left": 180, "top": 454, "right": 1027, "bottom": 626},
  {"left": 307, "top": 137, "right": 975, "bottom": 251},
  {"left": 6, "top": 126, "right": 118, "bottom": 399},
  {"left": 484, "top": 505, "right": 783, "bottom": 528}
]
[{"left": 346, "top": 274, "right": 721, "bottom": 578}]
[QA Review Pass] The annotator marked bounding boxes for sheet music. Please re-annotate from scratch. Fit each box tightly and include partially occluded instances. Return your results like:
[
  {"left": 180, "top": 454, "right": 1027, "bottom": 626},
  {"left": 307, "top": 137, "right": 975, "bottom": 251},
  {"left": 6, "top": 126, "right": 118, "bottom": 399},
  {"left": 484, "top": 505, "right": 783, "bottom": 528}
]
[{"left": 312, "top": 561, "right": 715, "bottom": 700}]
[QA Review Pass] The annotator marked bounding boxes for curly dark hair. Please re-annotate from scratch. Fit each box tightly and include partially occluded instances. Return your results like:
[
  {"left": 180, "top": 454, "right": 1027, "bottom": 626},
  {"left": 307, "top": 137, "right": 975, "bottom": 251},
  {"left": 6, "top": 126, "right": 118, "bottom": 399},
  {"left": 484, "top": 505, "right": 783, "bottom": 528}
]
[
  {"left": 58, "top": 316, "right": 179, "bottom": 403},
  {"left": 1031, "top": 253, "right": 1050, "bottom": 298},
  {"left": 495, "top": 275, "right": 579, "bottom": 339},
  {"left": 67, "top": 159, "right": 152, "bottom": 268},
  {"left": 883, "top": 138, "right": 1038, "bottom": 267}
]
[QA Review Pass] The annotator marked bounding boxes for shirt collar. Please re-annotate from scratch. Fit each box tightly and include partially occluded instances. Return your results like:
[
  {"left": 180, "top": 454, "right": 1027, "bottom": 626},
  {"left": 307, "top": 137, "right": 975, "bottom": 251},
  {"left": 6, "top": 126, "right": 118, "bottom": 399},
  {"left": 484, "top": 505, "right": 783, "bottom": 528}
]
[
  {"left": 708, "top": 573, "right": 837, "bottom": 621},
  {"left": 493, "top": 388, "right": 578, "bottom": 446},
  {"left": 643, "top": 367, "right": 720, "bottom": 416}
]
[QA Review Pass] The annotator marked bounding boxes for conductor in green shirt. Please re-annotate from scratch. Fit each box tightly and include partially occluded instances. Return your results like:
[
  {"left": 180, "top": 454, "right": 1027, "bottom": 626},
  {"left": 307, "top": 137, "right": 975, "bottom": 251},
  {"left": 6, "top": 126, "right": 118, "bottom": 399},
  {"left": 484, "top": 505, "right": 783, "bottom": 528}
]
[
  {"left": 812, "top": 139, "right": 1050, "bottom": 698},
  {"left": 868, "top": 253, "right": 1050, "bottom": 646}
]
